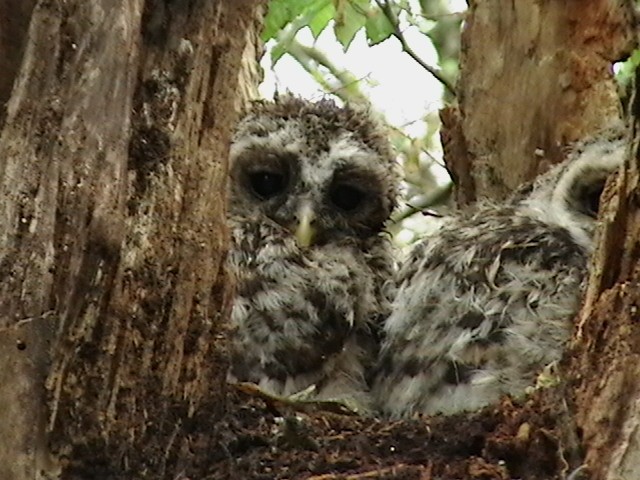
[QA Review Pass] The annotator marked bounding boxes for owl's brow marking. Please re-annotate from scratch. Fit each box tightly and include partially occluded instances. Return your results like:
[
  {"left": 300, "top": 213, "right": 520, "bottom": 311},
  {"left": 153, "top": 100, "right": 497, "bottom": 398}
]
[
  {"left": 333, "top": 166, "right": 383, "bottom": 188},
  {"left": 237, "top": 149, "right": 297, "bottom": 170}
]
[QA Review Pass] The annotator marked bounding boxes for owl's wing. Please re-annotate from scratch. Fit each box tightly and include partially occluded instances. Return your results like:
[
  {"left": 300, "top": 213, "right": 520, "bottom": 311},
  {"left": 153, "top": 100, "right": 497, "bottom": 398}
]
[{"left": 373, "top": 208, "right": 588, "bottom": 417}]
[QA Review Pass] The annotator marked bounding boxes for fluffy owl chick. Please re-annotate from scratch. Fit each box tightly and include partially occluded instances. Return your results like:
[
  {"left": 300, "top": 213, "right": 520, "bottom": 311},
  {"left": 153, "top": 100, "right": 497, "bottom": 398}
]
[
  {"left": 226, "top": 96, "right": 399, "bottom": 411},
  {"left": 372, "top": 129, "right": 624, "bottom": 418}
]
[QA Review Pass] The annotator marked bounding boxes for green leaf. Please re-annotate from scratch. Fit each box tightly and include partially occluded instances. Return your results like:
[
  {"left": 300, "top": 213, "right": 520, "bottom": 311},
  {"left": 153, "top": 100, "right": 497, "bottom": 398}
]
[
  {"left": 365, "top": 6, "right": 394, "bottom": 46},
  {"left": 271, "top": 41, "right": 288, "bottom": 64},
  {"left": 309, "top": 1, "right": 336, "bottom": 39},
  {"left": 615, "top": 48, "right": 640, "bottom": 87},
  {"left": 262, "top": 0, "right": 310, "bottom": 42},
  {"left": 262, "top": 0, "right": 289, "bottom": 41},
  {"left": 333, "top": 0, "right": 368, "bottom": 51}
]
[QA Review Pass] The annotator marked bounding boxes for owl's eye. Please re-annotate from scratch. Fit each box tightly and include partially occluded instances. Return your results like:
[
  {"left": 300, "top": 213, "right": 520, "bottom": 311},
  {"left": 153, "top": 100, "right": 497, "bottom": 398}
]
[
  {"left": 582, "top": 183, "right": 605, "bottom": 218},
  {"left": 249, "top": 171, "right": 286, "bottom": 199},
  {"left": 330, "top": 184, "right": 365, "bottom": 211}
]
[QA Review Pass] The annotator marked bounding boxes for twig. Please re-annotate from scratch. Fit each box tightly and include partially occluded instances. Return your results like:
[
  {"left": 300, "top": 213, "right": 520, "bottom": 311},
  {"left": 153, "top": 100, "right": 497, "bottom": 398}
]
[
  {"left": 391, "top": 182, "right": 453, "bottom": 224},
  {"left": 283, "top": 37, "right": 371, "bottom": 105},
  {"left": 234, "top": 382, "right": 360, "bottom": 416},
  {"left": 375, "top": 0, "right": 457, "bottom": 97}
]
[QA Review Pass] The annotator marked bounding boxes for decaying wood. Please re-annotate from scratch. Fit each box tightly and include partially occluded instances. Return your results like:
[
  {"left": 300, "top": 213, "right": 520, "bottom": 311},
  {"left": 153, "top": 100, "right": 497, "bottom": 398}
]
[
  {"left": 568, "top": 68, "right": 640, "bottom": 480},
  {"left": 200, "top": 386, "right": 580, "bottom": 479},
  {"left": 0, "top": 0, "right": 263, "bottom": 478},
  {"left": 442, "top": 0, "right": 636, "bottom": 206}
]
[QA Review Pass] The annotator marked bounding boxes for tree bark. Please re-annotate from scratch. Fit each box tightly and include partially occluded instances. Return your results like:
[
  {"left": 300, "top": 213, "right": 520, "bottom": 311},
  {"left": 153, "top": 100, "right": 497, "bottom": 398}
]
[
  {"left": 0, "top": 0, "right": 263, "bottom": 478},
  {"left": 442, "top": 0, "right": 636, "bottom": 206},
  {"left": 569, "top": 69, "right": 640, "bottom": 479}
]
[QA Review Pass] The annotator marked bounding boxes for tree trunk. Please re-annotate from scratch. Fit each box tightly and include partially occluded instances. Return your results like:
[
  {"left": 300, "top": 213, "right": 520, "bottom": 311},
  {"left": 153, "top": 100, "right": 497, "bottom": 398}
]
[
  {"left": 442, "top": 0, "right": 635, "bottom": 206},
  {"left": 0, "top": 1, "right": 264, "bottom": 478},
  {"left": 569, "top": 70, "right": 640, "bottom": 479}
]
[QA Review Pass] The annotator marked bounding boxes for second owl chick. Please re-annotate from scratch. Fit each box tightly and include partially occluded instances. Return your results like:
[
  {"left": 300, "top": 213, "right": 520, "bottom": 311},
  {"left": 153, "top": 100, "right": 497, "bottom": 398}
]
[
  {"left": 227, "top": 96, "right": 400, "bottom": 411},
  {"left": 372, "top": 129, "right": 624, "bottom": 418}
]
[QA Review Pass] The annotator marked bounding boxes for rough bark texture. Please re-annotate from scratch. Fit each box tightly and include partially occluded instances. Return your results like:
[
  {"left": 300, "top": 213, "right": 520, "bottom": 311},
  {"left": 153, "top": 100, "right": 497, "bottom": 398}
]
[
  {"left": 568, "top": 70, "right": 640, "bottom": 480},
  {"left": 0, "top": 0, "right": 263, "bottom": 478},
  {"left": 442, "top": 0, "right": 636, "bottom": 206}
]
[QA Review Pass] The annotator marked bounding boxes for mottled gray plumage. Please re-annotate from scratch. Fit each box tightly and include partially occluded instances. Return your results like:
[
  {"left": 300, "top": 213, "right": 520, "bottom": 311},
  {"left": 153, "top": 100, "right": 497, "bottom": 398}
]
[
  {"left": 373, "top": 129, "right": 624, "bottom": 418},
  {"left": 226, "top": 96, "right": 399, "bottom": 410}
]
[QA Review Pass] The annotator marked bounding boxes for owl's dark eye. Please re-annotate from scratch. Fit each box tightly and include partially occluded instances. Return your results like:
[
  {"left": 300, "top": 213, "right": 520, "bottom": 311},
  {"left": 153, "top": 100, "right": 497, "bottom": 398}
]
[
  {"left": 249, "top": 171, "right": 286, "bottom": 199},
  {"left": 582, "top": 183, "right": 605, "bottom": 218},
  {"left": 330, "top": 184, "right": 365, "bottom": 211}
]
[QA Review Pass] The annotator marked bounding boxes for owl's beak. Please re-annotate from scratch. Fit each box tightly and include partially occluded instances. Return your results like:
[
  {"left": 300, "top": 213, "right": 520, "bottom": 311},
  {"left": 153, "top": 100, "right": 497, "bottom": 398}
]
[{"left": 294, "top": 204, "right": 316, "bottom": 248}]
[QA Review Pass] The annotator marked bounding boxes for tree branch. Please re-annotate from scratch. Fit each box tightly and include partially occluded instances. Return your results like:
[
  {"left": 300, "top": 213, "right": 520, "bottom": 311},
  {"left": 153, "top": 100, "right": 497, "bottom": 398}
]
[
  {"left": 390, "top": 181, "right": 452, "bottom": 224},
  {"left": 375, "top": 0, "right": 457, "bottom": 97},
  {"left": 282, "top": 37, "right": 370, "bottom": 105}
]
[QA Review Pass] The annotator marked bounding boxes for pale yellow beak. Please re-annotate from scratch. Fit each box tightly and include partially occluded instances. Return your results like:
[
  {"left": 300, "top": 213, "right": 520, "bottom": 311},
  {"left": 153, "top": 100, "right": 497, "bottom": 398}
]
[{"left": 294, "top": 204, "right": 316, "bottom": 248}]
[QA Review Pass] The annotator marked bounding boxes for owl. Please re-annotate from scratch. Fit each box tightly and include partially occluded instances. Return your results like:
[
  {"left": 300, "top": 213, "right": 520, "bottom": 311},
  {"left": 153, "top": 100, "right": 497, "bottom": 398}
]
[
  {"left": 372, "top": 129, "right": 625, "bottom": 418},
  {"left": 226, "top": 96, "right": 400, "bottom": 411}
]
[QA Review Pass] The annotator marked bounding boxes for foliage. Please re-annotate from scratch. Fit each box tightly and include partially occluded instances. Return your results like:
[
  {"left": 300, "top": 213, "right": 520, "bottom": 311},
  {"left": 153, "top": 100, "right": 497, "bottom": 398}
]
[
  {"left": 263, "top": 0, "right": 393, "bottom": 57},
  {"left": 615, "top": 48, "right": 640, "bottom": 109},
  {"left": 262, "top": 0, "right": 458, "bottom": 95}
]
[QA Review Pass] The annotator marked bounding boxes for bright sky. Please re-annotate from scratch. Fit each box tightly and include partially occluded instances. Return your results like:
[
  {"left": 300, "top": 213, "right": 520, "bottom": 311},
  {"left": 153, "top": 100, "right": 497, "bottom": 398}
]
[
  {"left": 259, "top": 24, "right": 444, "bottom": 139},
  {"left": 258, "top": 0, "right": 467, "bottom": 129}
]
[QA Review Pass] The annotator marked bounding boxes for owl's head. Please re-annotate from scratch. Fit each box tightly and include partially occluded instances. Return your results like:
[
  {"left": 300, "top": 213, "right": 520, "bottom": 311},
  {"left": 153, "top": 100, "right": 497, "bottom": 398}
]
[
  {"left": 228, "top": 96, "right": 400, "bottom": 247},
  {"left": 550, "top": 131, "right": 624, "bottom": 219},
  {"left": 520, "top": 126, "right": 625, "bottom": 249}
]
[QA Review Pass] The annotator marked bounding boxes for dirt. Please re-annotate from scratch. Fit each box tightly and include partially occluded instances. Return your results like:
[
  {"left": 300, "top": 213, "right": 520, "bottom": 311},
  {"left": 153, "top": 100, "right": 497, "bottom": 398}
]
[{"left": 188, "top": 384, "right": 582, "bottom": 480}]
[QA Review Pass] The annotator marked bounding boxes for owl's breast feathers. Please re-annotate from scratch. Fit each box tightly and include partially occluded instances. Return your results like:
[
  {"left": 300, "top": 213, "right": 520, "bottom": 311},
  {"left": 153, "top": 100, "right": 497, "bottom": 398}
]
[{"left": 227, "top": 217, "right": 393, "bottom": 405}]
